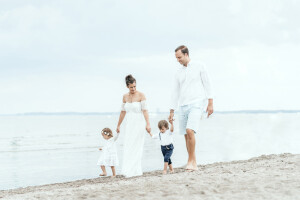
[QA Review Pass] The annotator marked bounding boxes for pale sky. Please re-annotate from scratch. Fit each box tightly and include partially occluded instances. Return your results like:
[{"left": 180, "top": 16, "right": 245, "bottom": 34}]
[{"left": 1, "top": 0, "right": 300, "bottom": 114}]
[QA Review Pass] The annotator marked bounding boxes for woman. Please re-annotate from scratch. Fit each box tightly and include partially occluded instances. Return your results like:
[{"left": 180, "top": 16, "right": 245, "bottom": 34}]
[{"left": 116, "top": 74, "right": 151, "bottom": 178}]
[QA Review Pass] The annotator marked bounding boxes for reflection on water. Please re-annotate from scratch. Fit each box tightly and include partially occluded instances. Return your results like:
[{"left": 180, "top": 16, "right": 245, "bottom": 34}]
[{"left": 0, "top": 113, "right": 299, "bottom": 190}]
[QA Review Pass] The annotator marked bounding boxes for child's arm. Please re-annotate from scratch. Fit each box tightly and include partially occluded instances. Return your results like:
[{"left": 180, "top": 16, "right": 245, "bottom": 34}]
[
  {"left": 151, "top": 133, "right": 159, "bottom": 139},
  {"left": 113, "top": 133, "right": 120, "bottom": 142}
]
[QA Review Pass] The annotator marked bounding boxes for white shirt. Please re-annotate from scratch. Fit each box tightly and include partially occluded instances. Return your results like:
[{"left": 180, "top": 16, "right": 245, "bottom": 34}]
[
  {"left": 170, "top": 61, "right": 213, "bottom": 110},
  {"left": 152, "top": 130, "right": 173, "bottom": 146}
]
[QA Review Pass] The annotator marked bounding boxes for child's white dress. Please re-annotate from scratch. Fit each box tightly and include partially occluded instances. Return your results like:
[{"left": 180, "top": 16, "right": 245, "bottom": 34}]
[{"left": 97, "top": 134, "right": 119, "bottom": 167}]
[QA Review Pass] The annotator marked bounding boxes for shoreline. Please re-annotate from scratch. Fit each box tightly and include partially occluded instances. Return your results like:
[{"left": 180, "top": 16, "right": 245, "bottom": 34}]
[{"left": 1, "top": 153, "right": 299, "bottom": 199}]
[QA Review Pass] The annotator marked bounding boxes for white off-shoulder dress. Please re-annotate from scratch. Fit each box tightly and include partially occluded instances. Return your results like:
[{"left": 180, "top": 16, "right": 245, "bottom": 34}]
[{"left": 121, "top": 101, "right": 147, "bottom": 178}]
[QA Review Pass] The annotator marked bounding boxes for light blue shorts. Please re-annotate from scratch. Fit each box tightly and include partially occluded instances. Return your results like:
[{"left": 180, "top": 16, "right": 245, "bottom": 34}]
[{"left": 179, "top": 101, "right": 206, "bottom": 135}]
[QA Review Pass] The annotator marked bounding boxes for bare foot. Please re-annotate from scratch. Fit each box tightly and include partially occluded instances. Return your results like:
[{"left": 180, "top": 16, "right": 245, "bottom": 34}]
[
  {"left": 185, "top": 163, "right": 193, "bottom": 170},
  {"left": 185, "top": 167, "right": 198, "bottom": 172},
  {"left": 170, "top": 170, "right": 174, "bottom": 174},
  {"left": 163, "top": 170, "right": 167, "bottom": 175},
  {"left": 99, "top": 173, "right": 107, "bottom": 176},
  {"left": 192, "top": 166, "right": 199, "bottom": 171},
  {"left": 111, "top": 175, "right": 116, "bottom": 178},
  {"left": 192, "top": 162, "right": 199, "bottom": 171}
]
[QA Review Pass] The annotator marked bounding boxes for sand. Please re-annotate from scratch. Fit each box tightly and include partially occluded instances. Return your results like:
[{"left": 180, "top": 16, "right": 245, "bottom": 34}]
[{"left": 1, "top": 153, "right": 299, "bottom": 200}]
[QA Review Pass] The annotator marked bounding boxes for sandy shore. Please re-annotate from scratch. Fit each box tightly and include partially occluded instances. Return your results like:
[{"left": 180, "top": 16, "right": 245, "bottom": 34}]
[{"left": 1, "top": 153, "right": 299, "bottom": 200}]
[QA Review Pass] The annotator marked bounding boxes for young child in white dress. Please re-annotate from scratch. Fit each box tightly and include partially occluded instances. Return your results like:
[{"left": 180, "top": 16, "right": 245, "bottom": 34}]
[
  {"left": 150, "top": 120, "right": 174, "bottom": 174},
  {"left": 97, "top": 127, "right": 119, "bottom": 177}
]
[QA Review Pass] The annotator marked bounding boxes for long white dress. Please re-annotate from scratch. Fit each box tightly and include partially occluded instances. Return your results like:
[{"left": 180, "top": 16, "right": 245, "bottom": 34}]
[{"left": 121, "top": 101, "right": 147, "bottom": 178}]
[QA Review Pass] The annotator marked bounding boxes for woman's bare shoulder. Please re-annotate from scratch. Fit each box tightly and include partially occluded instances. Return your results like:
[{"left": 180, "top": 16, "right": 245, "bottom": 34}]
[{"left": 137, "top": 91, "right": 146, "bottom": 101}]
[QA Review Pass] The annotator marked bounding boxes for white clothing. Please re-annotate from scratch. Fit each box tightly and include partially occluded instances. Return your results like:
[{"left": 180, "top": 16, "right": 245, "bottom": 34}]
[
  {"left": 121, "top": 101, "right": 147, "bottom": 178},
  {"left": 179, "top": 101, "right": 206, "bottom": 135},
  {"left": 170, "top": 61, "right": 213, "bottom": 110},
  {"left": 152, "top": 130, "right": 173, "bottom": 146},
  {"left": 97, "top": 133, "right": 119, "bottom": 167}
]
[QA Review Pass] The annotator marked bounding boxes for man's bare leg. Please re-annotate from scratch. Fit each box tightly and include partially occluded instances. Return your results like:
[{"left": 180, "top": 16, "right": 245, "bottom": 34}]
[
  {"left": 185, "top": 129, "right": 198, "bottom": 171},
  {"left": 184, "top": 134, "right": 189, "bottom": 153}
]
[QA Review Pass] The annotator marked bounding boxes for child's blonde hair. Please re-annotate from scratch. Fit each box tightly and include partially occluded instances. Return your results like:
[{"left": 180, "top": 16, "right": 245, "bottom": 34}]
[
  {"left": 101, "top": 128, "right": 113, "bottom": 138},
  {"left": 158, "top": 120, "right": 169, "bottom": 130}
]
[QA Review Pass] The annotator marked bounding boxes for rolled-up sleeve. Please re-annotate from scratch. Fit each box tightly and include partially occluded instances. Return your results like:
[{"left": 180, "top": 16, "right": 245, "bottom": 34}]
[{"left": 200, "top": 65, "right": 213, "bottom": 99}]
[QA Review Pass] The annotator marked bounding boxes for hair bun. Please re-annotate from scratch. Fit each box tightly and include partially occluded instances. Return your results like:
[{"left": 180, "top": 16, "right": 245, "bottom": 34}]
[
  {"left": 125, "top": 74, "right": 136, "bottom": 86},
  {"left": 125, "top": 74, "right": 133, "bottom": 81}
]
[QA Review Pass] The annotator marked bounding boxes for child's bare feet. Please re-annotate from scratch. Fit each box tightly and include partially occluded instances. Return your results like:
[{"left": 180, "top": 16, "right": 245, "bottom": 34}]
[
  {"left": 99, "top": 173, "right": 107, "bottom": 176},
  {"left": 163, "top": 170, "right": 167, "bottom": 175},
  {"left": 111, "top": 175, "right": 116, "bottom": 178},
  {"left": 170, "top": 170, "right": 174, "bottom": 174}
]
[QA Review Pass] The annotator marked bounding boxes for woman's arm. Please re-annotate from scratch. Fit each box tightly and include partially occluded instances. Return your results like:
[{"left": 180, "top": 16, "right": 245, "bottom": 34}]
[
  {"left": 117, "top": 111, "right": 126, "bottom": 131},
  {"left": 142, "top": 109, "right": 151, "bottom": 133},
  {"left": 140, "top": 93, "right": 151, "bottom": 134},
  {"left": 116, "top": 95, "right": 127, "bottom": 133}
]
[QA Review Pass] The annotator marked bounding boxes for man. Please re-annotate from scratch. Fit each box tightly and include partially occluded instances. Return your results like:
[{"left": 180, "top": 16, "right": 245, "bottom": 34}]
[{"left": 168, "top": 45, "right": 213, "bottom": 171}]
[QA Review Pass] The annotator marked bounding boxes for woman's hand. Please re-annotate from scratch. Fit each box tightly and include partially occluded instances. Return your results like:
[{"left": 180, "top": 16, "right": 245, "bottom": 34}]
[
  {"left": 146, "top": 124, "right": 151, "bottom": 134},
  {"left": 116, "top": 126, "right": 120, "bottom": 133}
]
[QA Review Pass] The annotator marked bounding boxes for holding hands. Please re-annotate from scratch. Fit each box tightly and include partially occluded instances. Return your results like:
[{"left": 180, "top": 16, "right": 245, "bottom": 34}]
[
  {"left": 146, "top": 124, "right": 151, "bottom": 134},
  {"left": 168, "top": 111, "right": 174, "bottom": 124},
  {"left": 116, "top": 126, "right": 120, "bottom": 133}
]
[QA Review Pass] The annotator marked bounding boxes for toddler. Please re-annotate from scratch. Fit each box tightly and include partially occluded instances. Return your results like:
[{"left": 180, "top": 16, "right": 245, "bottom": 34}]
[
  {"left": 97, "top": 127, "right": 119, "bottom": 177},
  {"left": 150, "top": 120, "right": 174, "bottom": 174}
]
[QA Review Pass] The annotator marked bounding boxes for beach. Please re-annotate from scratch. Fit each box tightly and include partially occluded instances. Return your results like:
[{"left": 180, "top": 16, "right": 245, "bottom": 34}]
[
  {"left": 1, "top": 153, "right": 299, "bottom": 200},
  {"left": 1, "top": 113, "right": 299, "bottom": 190}
]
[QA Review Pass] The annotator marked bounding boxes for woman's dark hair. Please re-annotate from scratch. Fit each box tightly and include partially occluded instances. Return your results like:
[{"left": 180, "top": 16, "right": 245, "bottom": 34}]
[
  {"left": 175, "top": 45, "right": 189, "bottom": 56},
  {"left": 125, "top": 74, "right": 136, "bottom": 86}
]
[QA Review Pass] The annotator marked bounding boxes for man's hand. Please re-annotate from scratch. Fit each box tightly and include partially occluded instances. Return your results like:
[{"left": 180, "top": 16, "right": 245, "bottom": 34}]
[
  {"left": 168, "top": 110, "right": 174, "bottom": 123},
  {"left": 206, "top": 99, "right": 214, "bottom": 118}
]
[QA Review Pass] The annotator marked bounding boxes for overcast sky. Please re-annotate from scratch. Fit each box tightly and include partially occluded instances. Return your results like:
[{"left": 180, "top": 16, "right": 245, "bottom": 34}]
[{"left": 1, "top": 0, "right": 300, "bottom": 114}]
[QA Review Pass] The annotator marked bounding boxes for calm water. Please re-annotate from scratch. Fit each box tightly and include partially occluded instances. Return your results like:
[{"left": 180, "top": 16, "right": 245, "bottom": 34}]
[{"left": 0, "top": 113, "right": 299, "bottom": 190}]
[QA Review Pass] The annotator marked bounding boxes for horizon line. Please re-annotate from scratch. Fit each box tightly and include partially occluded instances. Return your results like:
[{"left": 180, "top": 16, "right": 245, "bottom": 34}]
[{"left": 1, "top": 109, "right": 300, "bottom": 116}]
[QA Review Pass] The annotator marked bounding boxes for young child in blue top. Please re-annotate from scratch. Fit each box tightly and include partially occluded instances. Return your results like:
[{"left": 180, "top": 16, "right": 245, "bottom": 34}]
[{"left": 150, "top": 120, "right": 174, "bottom": 174}]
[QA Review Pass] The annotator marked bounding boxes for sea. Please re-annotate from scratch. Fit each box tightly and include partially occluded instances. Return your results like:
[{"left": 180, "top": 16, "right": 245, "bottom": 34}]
[{"left": 0, "top": 112, "right": 299, "bottom": 190}]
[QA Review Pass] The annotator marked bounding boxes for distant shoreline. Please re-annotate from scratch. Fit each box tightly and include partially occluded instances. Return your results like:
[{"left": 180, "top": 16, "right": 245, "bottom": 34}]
[{"left": 1, "top": 110, "right": 300, "bottom": 116}]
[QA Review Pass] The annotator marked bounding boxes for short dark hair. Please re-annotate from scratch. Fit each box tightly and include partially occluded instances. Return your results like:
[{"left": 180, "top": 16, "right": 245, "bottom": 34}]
[
  {"left": 125, "top": 74, "right": 136, "bottom": 86},
  {"left": 158, "top": 120, "right": 169, "bottom": 130},
  {"left": 175, "top": 45, "right": 189, "bottom": 56}
]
